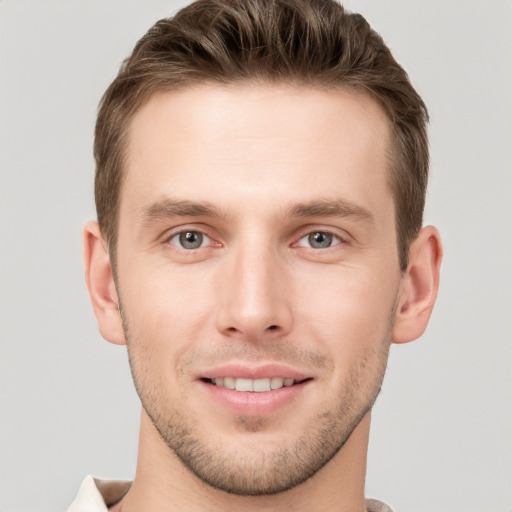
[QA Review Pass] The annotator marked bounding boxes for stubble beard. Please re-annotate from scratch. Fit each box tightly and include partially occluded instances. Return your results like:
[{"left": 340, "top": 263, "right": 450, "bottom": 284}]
[{"left": 122, "top": 307, "right": 393, "bottom": 496}]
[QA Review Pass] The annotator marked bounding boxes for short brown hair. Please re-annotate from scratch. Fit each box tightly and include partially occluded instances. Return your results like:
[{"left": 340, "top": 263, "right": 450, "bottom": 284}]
[{"left": 94, "top": 0, "right": 429, "bottom": 271}]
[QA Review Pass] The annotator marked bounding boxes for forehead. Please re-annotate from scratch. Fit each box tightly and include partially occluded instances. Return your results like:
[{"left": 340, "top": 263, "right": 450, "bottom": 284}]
[{"left": 122, "top": 84, "right": 392, "bottom": 218}]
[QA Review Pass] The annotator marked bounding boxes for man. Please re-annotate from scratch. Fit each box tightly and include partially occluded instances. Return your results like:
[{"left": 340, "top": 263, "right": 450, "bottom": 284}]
[{"left": 70, "top": 0, "right": 442, "bottom": 510}]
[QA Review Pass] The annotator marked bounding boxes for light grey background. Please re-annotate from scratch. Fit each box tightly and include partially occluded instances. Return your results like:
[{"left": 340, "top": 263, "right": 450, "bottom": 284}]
[{"left": 1, "top": 1, "right": 511, "bottom": 511}]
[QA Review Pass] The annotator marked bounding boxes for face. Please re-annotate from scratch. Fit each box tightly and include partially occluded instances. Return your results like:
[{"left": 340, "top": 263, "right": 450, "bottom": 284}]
[{"left": 116, "top": 85, "right": 402, "bottom": 495}]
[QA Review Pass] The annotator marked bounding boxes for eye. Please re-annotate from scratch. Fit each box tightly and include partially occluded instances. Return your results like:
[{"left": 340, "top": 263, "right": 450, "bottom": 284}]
[
  {"left": 296, "top": 231, "right": 341, "bottom": 249},
  {"left": 169, "top": 230, "right": 210, "bottom": 250}
]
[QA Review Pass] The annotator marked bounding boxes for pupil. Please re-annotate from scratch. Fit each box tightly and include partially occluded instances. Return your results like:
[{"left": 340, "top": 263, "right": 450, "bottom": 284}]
[
  {"left": 309, "top": 232, "right": 332, "bottom": 248},
  {"left": 180, "top": 231, "right": 202, "bottom": 249}
]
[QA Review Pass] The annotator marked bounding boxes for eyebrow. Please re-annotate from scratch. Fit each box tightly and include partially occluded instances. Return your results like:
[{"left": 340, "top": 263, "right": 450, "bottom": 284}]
[
  {"left": 140, "top": 197, "right": 374, "bottom": 226},
  {"left": 286, "top": 199, "right": 374, "bottom": 223},
  {"left": 141, "top": 198, "right": 224, "bottom": 226}
]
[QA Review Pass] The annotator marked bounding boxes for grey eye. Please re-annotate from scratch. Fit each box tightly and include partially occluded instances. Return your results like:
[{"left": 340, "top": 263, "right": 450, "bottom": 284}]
[
  {"left": 307, "top": 232, "right": 334, "bottom": 249},
  {"left": 170, "top": 231, "right": 207, "bottom": 249}
]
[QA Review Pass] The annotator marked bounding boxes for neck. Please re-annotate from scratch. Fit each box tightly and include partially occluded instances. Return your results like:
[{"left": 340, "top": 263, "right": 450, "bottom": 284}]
[{"left": 114, "top": 410, "right": 371, "bottom": 512}]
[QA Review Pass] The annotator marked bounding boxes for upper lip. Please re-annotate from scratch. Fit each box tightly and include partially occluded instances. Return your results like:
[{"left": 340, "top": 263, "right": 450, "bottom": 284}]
[{"left": 199, "top": 363, "right": 310, "bottom": 381}]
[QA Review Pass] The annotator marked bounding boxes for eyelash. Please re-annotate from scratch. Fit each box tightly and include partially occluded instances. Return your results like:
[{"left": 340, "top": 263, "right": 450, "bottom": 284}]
[
  {"left": 165, "top": 228, "right": 346, "bottom": 252},
  {"left": 293, "top": 230, "right": 344, "bottom": 250},
  {"left": 167, "top": 230, "right": 216, "bottom": 250}
]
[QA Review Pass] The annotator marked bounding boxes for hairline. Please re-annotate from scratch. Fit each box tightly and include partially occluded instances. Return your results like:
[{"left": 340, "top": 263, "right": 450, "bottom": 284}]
[{"left": 105, "top": 79, "right": 406, "bottom": 279}]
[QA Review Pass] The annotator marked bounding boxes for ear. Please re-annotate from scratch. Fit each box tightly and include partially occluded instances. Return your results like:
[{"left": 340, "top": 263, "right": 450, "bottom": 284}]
[
  {"left": 392, "top": 225, "right": 443, "bottom": 344},
  {"left": 83, "top": 221, "right": 126, "bottom": 345}
]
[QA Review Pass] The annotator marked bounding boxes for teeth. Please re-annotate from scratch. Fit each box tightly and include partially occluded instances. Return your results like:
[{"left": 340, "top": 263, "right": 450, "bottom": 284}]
[
  {"left": 211, "top": 377, "right": 298, "bottom": 392},
  {"left": 253, "top": 378, "right": 271, "bottom": 392},
  {"left": 270, "top": 377, "right": 284, "bottom": 389},
  {"left": 223, "top": 377, "right": 236, "bottom": 389},
  {"left": 235, "top": 378, "right": 253, "bottom": 392}
]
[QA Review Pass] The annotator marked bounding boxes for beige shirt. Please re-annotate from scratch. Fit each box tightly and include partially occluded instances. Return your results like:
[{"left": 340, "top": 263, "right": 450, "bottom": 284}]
[{"left": 66, "top": 475, "right": 394, "bottom": 511}]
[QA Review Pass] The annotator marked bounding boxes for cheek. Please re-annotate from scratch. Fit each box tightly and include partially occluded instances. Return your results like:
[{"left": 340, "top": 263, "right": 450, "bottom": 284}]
[
  {"left": 119, "top": 263, "right": 217, "bottom": 360},
  {"left": 295, "top": 265, "right": 398, "bottom": 352}
]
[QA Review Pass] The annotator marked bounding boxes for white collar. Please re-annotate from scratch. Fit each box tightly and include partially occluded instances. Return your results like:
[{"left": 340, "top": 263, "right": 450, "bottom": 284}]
[
  {"left": 66, "top": 475, "right": 131, "bottom": 511},
  {"left": 66, "top": 475, "right": 393, "bottom": 511}
]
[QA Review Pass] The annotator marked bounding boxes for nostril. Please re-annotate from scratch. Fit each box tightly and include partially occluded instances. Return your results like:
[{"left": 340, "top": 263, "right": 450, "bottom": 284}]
[{"left": 267, "top": 325, "right": 278, "bottom": 331}]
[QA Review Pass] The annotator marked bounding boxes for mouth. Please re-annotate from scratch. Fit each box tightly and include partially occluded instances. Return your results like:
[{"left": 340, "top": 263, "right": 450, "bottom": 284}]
[
  {"left": 203, "top": 376, "right": 310, "bottom": 392},
  {"left": 198, "top": 364, "right": 313, "bottom": 415}
]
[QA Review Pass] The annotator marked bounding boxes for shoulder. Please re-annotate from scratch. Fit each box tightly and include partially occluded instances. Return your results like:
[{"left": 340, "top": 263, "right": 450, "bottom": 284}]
[
  {"left": 366, "top": 497, "right": 394, "bottom": 512},
  {"left": 66, "top": 476, "right": 132, "bottom": 512}
]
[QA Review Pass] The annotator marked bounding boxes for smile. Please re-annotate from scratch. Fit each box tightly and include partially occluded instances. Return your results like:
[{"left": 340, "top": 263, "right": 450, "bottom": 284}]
[
  {"left": 200, "top": 371, "right": 312, "bottom": 415},
  {"left": 209, "top": 377, "right": 300, "bottom": 392}
]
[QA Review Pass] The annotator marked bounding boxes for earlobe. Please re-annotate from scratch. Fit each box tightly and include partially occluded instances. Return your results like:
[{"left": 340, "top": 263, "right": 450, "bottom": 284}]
[
  {"left": 83, "top": 221, "right": 126, "bottom": 345},
  {"left": 392, "top": 226, "right": 443, "bottom": 344}
]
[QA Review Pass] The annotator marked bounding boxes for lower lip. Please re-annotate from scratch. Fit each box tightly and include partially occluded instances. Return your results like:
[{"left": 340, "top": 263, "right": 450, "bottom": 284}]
[{"left": 200, "top": 380, "right": 310, "bottom": 416}]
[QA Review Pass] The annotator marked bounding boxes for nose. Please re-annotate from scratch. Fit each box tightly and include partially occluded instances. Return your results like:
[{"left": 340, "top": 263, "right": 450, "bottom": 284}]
[{"left": 214, "top": 242, "right": 293, "bottom": 341}]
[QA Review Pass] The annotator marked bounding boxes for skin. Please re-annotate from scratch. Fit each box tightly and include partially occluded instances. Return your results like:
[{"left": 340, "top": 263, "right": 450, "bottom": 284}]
[{"left": 84, "top": 84, "right": 442, "bottom": 512}]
